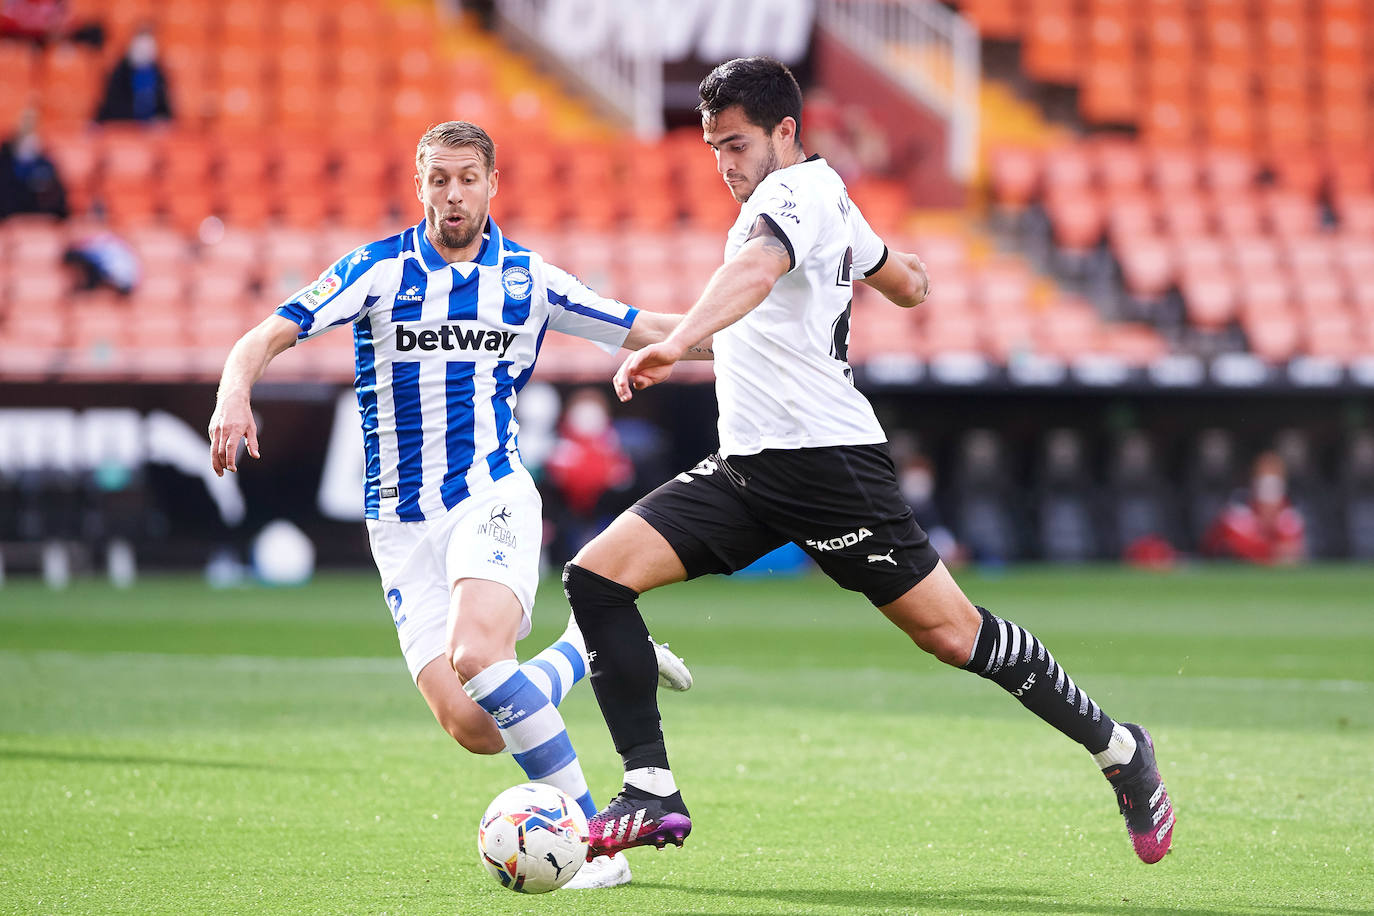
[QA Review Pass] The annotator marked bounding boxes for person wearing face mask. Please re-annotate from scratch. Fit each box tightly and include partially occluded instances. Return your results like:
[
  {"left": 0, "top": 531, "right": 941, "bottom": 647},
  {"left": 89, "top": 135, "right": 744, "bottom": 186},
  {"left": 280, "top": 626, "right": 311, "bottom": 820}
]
[
  {"left": 94, "top": 23, "right": 172, "bottom": 124},
  {"left": 545, "top": 387, "right": 634, "bottom": 558},
  {"left": 0, "top": 109, "right": 68, "bottom": 219},
  {"left": 1203, "top": 450, "right": 1307, "bottom": 565}
]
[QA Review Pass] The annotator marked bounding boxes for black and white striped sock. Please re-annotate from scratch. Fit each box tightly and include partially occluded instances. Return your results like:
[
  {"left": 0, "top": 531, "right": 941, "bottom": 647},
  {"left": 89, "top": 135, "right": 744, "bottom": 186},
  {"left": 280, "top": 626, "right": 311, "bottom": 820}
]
[{"left": 962, "top": 606, "right": 1116, "bottom": 754}]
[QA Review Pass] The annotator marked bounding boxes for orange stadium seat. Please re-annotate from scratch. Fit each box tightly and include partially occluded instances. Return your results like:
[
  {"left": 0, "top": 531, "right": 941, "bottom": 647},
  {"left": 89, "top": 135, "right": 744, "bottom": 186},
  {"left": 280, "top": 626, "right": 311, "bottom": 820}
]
[
  {"left": 1101, "top": 322, "right": 1169, "bottom": 365},
  {"left": 1180, "top": 267, "right": 1237, "bottom": 330},
  {"left": 961, "top": 0, "right": 1022, "bottom": 40},
  {"left": 1284, "top": 236, "right": 1337, "bottom": 276},
  {"left": 1202, "top": 147, "right": 1258, "bottom": 192},
  {"left": 1094, "top": 140, "right": 1148, "bottom": 192},
  {"left": 1042, "top": 144, "right": 1094, "bottom": 194},
  {"left": 1244, "top": 310, "right": 1300, "bottom": 362},
  {"left": 1106, "top": 191, "right": 1159, "bottom": 242},
  {"left": 5, "top": 219, "right": 65, "bottom": 266},
  {"left": 1214, "top": 194, "right": 1264, "bottom": 238},
  {"left": 1046, "top": 190, "right": 1106, "bottom": 253},
  {"left": 1295, "top": 273, "right": 1349, "bottom": 317},
  {"left": 1023, "top": 2, "right": 1080, "bottom": 86},
  {"left": 1230, "top": 236, "right": 1282, "bottom": 274},
  {"left": 1263, "top": 190, "right": 1321, "bottom": 237},
  {"left": 1117, "top": 235, "right": 1176, "bottom": 300},
  {"left": 217, "top": 0, "right": 273, "bottom": 47},
  {"left": 1305, "top": 311, "right": 1362, "bottom": 361},
  {"left": 1035, "top": 300, "right": 1103, "bottom": 359},
  {"left": 1334, "top": 195, "right": 1374, "bottom": 235},
  {"left": 274, "top": 0, "right": 325, "bottom": 41},
  {"left": 989, "top": 147, "right": 1041, "bottom": 211},
  {"left": 1160, "top": 194, "right": 1212, "bottom": 238},
  {"left": 39, "top": 44, "right": 102, "bottom": 127},
  {"left": 159, "top": 132, "right": 213, "bottom": 187},
  {"left": 163, "top": 188, "right": 217, "bottom": 235}
]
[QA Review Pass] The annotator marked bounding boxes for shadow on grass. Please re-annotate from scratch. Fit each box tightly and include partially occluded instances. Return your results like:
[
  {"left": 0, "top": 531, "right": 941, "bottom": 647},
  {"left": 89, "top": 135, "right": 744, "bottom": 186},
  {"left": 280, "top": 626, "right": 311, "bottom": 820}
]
[
  {"left": 638, "top": 883, "right": 1362, "bottom": 916},
  {"left": 0, "top": 747, "right": 344, "bottom": 773}
]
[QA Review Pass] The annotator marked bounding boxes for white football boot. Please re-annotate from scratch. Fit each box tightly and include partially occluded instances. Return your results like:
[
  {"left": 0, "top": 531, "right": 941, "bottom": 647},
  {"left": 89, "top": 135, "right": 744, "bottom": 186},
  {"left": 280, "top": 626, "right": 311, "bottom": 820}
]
[
  {"left": 562, "top": 852, "right": 631, "bottom": 889},
  {"left": 652, "top": 638, "right": 693, "bottom": 692}
]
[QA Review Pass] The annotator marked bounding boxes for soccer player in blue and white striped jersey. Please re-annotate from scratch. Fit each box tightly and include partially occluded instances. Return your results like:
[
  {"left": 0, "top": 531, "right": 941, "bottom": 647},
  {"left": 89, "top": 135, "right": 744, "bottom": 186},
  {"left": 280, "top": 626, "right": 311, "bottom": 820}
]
[{"left": 208, "top": 121, "right": 703, "bottom": 889}]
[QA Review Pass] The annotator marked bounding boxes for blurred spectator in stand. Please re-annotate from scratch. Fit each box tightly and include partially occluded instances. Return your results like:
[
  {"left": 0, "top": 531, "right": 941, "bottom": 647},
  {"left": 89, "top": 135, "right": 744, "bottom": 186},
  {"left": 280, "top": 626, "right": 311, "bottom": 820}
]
[
  {"left": 63, "top": 221, "right": 139, "bottom": 294},
  {"left": 890, "top": 432, "right": 964, "bottom": 566},
  {"left": 0, "top": 109, "right": 68, "bottom": 218},
  {"left": 94, "top": 23, "right": 172, "bottom": 124},
  {"left": 802, "top": 88, "right": 891, "bottom": 184},
  {"left": 0, "top": 0, "right": 102, "bottom": 47},
  {"left": 1203, "top": 450, "right": 1306, "bottom": 565},
  {"left": 544, "top": 387, "right": 633, "bottom": 558}
]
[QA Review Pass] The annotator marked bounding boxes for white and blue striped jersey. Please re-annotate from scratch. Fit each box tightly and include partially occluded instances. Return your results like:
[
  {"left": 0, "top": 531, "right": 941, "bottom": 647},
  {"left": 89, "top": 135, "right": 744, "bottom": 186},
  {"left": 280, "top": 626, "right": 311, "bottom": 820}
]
[{"left": 275, "top": 218, "right": 639, "bottom": 522}]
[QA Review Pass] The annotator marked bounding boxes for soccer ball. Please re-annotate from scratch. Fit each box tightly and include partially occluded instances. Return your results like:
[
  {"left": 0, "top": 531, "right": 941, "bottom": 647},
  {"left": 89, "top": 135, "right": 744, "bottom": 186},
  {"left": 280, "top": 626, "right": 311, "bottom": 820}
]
[{"left": 477, "top": 783, "right": 589, "bottom": 893}]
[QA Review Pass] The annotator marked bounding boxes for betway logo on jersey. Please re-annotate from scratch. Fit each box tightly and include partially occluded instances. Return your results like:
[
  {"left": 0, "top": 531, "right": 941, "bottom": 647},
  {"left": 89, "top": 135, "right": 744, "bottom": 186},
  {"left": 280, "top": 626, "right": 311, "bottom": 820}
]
[
  {"left": 395, "top": 324, "right": 517, "bottom": 356},
  {"left": 806, "top": 528, "right": 873, "bottom": 551}
]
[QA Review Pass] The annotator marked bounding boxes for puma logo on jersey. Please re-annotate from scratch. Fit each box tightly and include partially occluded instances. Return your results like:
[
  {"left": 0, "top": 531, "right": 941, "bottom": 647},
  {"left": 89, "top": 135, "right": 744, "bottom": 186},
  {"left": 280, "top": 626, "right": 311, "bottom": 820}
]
[{"left": 866, "top": 549, "right": 896, "bottom": 565}]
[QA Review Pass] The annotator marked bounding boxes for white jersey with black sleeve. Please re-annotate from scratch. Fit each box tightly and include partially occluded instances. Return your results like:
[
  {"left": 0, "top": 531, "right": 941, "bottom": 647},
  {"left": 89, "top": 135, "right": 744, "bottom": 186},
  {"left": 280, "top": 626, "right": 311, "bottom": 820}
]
[{"left": 712, "top": 155, "right": 890, "bottom": 458}]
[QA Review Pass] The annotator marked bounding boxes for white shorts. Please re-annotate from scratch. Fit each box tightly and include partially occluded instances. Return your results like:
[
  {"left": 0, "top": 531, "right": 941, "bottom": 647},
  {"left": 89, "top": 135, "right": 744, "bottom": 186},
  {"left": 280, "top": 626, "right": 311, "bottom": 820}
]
[{"left": 366, "top": 470, "right": 542, "bottom": 682}]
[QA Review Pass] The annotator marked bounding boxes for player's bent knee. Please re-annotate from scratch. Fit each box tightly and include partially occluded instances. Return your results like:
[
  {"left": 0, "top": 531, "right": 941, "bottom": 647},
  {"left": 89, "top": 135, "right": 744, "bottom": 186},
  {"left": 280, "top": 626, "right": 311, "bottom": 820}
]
[
  {"left": 449, "top": 641, "right": 504, "bottom": 683},
  {"left": 916, "top": 624, "right": 976, "bottom": 667}
]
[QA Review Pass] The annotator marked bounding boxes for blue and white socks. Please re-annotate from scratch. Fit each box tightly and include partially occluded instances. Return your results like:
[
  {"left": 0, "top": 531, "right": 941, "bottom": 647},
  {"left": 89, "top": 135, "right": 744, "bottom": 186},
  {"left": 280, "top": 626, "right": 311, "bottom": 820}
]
[
  {"left": 518, "top": 623, "right": 588, "bottom": 708},
  {"left": 462, "top": 624, "right": 596, "bottom": 819}
]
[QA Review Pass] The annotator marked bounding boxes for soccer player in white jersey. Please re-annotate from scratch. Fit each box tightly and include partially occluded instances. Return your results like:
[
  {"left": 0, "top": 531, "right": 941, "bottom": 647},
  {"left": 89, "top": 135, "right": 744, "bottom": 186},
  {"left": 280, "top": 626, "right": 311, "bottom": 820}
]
[
  {"left": 207, "top": 121, "right": 702, "bottom": 890},
  {"left": 562, "top": 59, "right": 1175, "bottom": 866}
]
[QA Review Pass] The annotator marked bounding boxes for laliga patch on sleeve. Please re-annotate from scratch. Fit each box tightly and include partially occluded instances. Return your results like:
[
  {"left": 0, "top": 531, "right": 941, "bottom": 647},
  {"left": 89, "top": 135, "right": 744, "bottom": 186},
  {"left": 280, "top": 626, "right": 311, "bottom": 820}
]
[{"left": 300, "top": 273, "right": 342, "bottom": 309}]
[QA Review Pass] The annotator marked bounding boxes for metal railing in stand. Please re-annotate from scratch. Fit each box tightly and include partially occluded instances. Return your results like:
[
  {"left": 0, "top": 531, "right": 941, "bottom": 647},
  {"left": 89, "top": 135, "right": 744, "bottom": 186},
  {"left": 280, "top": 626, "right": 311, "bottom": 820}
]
[
  {"left": 818, "top": 0, "right": 980, "bottom": 182},
  {"left": 493, "top": 0, "right": 665, "bottom": 139}
]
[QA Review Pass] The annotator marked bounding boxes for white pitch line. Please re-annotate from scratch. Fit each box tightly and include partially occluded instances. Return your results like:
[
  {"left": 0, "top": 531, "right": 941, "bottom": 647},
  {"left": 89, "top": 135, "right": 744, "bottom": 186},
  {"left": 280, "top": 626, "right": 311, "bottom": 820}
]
[
  {"left": 2, "top": 652, "right": 1371, "bottom": 693},
  {"left": 0, "top": 649, "right": 403, "bottom": 675}
]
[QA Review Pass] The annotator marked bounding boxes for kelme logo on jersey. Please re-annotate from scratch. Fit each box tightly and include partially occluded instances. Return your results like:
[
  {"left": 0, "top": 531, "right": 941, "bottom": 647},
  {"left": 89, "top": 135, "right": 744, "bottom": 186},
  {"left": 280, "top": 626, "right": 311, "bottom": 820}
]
[
  {"left": 501, "top": 265, "right": 533, "bottom": 301},
  {"left": 299, "top": 273, "right": 342, "bottom": 308},
  {"left": 395, "top": 324, "right": 518, "bottom": 356},
  {"left": 805, "top": 527, "right": 873, "bottom": 551}
]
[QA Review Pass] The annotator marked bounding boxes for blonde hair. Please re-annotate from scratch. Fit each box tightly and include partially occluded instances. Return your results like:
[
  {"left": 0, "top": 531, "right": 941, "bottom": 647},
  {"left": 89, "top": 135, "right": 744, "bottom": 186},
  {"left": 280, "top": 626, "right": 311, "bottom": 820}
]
[{"left": 415, "top": 121, "right": 495, "bottom": 174}]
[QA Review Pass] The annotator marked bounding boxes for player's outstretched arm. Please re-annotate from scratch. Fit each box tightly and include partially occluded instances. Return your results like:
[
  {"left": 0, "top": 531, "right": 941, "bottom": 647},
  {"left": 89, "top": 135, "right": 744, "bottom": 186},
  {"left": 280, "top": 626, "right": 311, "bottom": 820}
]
[
  {"left": 613, "top": 225, "right": 789, "bottom": 401},
  {"left": 622, "top": 311, "right": 714, "bottom": 360},
  {"left": 208, "top": 315, "right": 301, "bottom": 477},
  {"left": 861, "top": 249, "right": 930, "bottom": 309}
]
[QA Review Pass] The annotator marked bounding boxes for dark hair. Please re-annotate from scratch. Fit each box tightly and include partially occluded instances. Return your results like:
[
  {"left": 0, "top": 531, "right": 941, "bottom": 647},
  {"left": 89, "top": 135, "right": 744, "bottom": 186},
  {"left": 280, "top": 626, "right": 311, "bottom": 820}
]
[
  {"left": 697, "top": 56, "right": 803, "bottom": 142},
  {"left": 415, "top": 120, "right": 496, "bottom": 173}
]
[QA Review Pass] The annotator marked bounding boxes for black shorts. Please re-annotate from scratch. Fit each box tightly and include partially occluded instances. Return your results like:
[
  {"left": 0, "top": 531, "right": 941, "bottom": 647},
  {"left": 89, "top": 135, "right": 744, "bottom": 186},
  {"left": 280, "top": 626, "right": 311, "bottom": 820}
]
[{"left": 629, "top": 443, "right": 941, "bottom": 607}]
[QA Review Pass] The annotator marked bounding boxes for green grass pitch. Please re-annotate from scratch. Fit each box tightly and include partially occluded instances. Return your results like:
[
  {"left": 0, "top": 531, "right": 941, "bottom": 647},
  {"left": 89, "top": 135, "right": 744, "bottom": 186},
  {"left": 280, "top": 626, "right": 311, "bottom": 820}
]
[{"left": 2, "top": 565, "right": 1372, "bottom": 915}]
